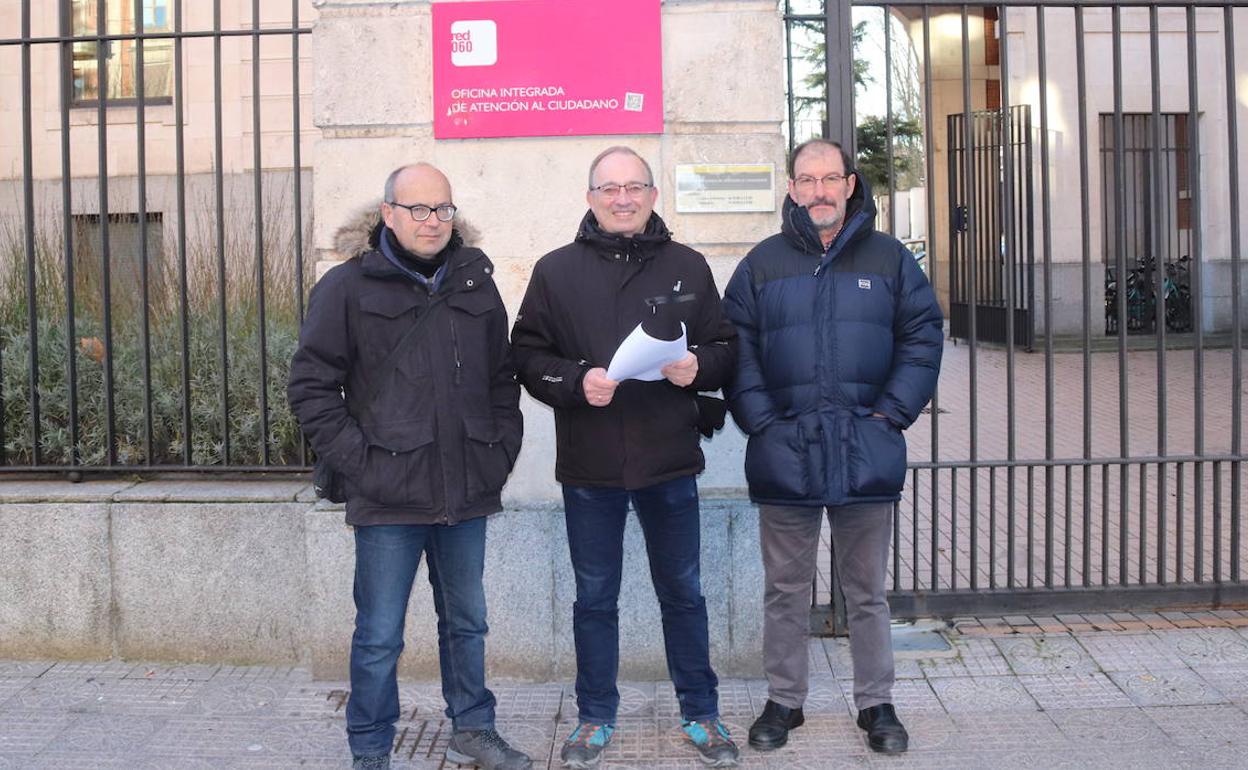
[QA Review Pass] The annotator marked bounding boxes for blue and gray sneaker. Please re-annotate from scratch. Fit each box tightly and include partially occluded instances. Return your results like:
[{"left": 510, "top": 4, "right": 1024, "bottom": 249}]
[
  {"left": 681, "top": 719, "right": 740, "bottom": 767},
  {"left": 560, "top": 722, "right": 614, "bottom": 769}
]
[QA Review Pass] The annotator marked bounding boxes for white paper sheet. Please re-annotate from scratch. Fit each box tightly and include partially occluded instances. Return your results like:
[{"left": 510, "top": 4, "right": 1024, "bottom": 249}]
[{"left": 606, "top": 322, "right": 688, "bottom": 382}]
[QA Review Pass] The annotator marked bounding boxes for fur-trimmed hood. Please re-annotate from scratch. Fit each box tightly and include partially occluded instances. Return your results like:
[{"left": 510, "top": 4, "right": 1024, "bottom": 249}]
[{"left": 332, "top": 200, "right": 482, "bottom": 259}]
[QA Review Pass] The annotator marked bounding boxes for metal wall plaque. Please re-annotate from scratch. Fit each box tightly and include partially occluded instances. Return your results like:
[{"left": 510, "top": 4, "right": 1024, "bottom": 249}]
[{"left": 674, "top": 163, "right": 776, "bottom": 213}]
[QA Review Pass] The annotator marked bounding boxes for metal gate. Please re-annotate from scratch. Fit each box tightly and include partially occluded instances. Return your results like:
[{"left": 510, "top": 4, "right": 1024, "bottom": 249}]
[
  {"left": 948, "top": 105, "right": 1035, "bottom": 349},
  {"left": 787, "top": 0, "right": 1248, "bottom": 630}
]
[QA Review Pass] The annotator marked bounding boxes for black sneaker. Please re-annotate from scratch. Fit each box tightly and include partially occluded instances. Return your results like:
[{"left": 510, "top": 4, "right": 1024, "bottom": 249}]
[
  {"left": 352, "top": 754, "right": 390, "bottom": 770},
  {"left": 446, "top": 728, "right": 533, "bottom": 769},
  {"left": 856, "top": 703, "right": 908, "bottom": 754}
]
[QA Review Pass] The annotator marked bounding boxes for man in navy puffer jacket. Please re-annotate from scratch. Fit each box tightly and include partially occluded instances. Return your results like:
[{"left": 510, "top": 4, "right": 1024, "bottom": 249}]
[{"left": 723, "top": 139, "right": 942, "bottom": 756}]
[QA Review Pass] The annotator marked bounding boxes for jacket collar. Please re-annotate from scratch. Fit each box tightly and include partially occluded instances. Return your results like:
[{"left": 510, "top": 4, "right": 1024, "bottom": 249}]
[
  {"left": 574, "top": 210, "right": 672, "bottom": 261},
  {"left": 780, "top": 171, "right": 877, "bottom": 258},
  {"left": 359, "top": 221, "right": 477, "bottom": 282}
]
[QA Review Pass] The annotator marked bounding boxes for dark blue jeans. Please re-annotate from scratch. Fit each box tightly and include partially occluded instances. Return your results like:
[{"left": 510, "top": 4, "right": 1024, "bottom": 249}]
[
  {"left": 346, "top": 518, "right": 496, "bottom": 757},
  {"left": 562, "top": 475, "right": 719, "bottom": 724}
]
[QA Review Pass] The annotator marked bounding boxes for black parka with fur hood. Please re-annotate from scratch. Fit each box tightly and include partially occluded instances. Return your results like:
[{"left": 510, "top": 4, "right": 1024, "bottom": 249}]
[{"left": 287, "top": 204, "right": 522, "bottom": 526}]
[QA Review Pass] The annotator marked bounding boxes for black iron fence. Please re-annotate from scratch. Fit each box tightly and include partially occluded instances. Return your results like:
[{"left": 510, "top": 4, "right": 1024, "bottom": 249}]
[
  {"left": 789, "top": 0, "right": 1247, "bottom": 625},
  {"left": 0, "top": 0, "right": 312, "bottom": 474}
]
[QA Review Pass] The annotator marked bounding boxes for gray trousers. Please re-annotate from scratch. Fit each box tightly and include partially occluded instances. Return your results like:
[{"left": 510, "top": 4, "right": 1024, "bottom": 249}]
[{"left": 759, "top": 502, "right": 894, "bottom": 711}]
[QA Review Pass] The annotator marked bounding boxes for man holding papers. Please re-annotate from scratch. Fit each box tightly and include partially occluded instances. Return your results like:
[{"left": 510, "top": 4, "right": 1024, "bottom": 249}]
[{"left": 512, "top": 146, "right": 738, "bottom": 769}]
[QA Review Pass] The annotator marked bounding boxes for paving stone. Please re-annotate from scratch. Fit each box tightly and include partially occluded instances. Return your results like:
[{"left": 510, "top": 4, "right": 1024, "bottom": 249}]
[
  {"left": 182, "top": 679, "right": 294, "bottom": 717},
  {"left": 890, "top": 709, "right": 957, "bottom": 751},
  {"left": 928, "top": 676, "right": 1039, "bottom": 713},
  {"left": 825, "top": 638, "right": 924, "bottom": 680},
  {"left": 1142, "top": 704, "right": 1248, "bottom": 748},
  {"left": 757, "top": 713, "right": 866, "bottom": 754},
  {"left": 273, "top": 682, "right": 351, "bottom": 720},
  {"left": 41, "top": 713, "right": 166, "bottom": 754},
  {"left": 253, "top": 718, "right": 345, "bottom": 757},
  {"left": 808, "top": 637, "right": 833, "bottom": 676},
  {"left": 0, "top": 712, "right": 76, "bottom": 753},
  {"left": 44, "top": 661, "right": 138, "bottom": 680},
  {"left": 994, "top": 634, "right": 1099, "bottom": 675},
  {"left": 919, "top": 638, "right": 1013, "bottom": 678},
  {"left": 1192, "top": 667, "right": 1248, "bottom": 701},
  {"left": 872, "top": 678, "right": 944, "bottom": 715},
  {"left": 759, "top": 755, "right": 870, "bottom": 770},
  {"left": 122, "top": 663, "right": 221, "bottom": 682},
  {"left": 1016, "top": 672, "right": 1135, "bottom": 710},
  {"left": 946, "top": 710, "right": 1067, "bottom": 751},
  {"left": 396, "top": 682, "right": 449, "bottom": 722},
  {"left": 0, "top": 680, "right": 30, "bottom": 710},
  {"left": 1107, "top": 669, "right": 1229, "bottom": 707},
  {"left": 1076, "top": 632, "right": 1187, "bottom": 672},
  {"left": 211, "top": 665, "right": 310, "bottom": 682},
  {"left": 94, "top": 678, "right": 207, "bottom": 715},
  {"left": 143, "top": 716, "right": 275, "bottom": 757},
  {"left": 651, "top": 678, "right": 755, "bottom": 720},
  {"left": 23, "top": 756, "right": 227, "bottom": 770},
  {"left": 0, "top": 662, "right": 53, "bottom": 678},
  {"left": 492, "top": 682, "right": 565, "bottom": 721},
  {"left": 1157, "top": 628, "right": 1248, "bottom": 669},
  {"left": 755, "top": 674, "right": 845, "bottom": 716},
  {"left": 8, "top": 677, "right": 105, "bottom": 712},
  {"left": 1048, "top": 707, "right": 1173, "bottom": 746}
]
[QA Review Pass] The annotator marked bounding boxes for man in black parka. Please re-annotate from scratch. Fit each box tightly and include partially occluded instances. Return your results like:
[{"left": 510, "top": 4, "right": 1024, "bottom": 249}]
[
  {"left": 288, "top": 164, "right": 530, "bottom": 770},
  {"left": 511, "top": 147, "right": 739, "bottom": 769}
]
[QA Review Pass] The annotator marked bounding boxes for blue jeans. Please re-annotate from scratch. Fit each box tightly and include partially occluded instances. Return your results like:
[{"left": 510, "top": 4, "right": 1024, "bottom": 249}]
[
  {"left": 346, "top": 518, "right": 496, "bottom": 757},
  {"left": 562, "top": 475, "right": 719, "bottom": 724}
]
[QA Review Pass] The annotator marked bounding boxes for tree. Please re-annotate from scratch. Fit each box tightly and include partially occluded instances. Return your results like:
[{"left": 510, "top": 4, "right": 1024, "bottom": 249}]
[{"left": 854, "top": 115, "right": 923, "bottom": 192}]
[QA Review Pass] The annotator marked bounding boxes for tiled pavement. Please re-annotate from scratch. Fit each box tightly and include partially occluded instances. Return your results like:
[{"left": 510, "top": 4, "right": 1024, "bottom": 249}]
[{"left": 7, "top": 617, "right": 1248, "bottom": 768}]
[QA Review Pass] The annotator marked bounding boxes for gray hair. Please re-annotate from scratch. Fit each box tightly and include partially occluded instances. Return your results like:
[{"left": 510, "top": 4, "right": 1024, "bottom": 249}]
[
  {"left": 787, "top": 139, "right": 854, "bottom": 179},
  {"left": 587, "top": 146, "right": 655, "bottom": 189}
]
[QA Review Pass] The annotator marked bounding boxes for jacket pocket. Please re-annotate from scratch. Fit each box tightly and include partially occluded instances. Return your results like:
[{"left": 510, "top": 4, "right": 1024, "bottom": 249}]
[
  {"left": 744, "top": 418, "right": 809, "bottom": 500},
  {"left": 846, "top": 415, "right": 907, "bottom": 497},
  {"left": 358, "top": 418, "right": 437, "bottom": 508},
  {"left": 462, "top": 415, "right": 511, "bottom": 504}
]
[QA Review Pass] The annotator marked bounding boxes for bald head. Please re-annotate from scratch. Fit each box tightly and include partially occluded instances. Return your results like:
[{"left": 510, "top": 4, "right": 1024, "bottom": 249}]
[
  {"left": 381, "top": 163, "right": 456, "bottom": 259},
  {"left": 384, "top": 163, "right": 450, "bottom": 203}
]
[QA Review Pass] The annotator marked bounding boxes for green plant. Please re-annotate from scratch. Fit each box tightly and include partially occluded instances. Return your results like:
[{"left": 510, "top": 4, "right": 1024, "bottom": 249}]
[{"left": 0, "top": 179, "right": 312, "bottom": 467}]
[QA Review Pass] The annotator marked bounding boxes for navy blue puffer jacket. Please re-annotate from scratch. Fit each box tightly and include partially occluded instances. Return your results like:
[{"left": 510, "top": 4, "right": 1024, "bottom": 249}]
[{"left": 723, "top": 175, "right": 943, "bottom": 506}]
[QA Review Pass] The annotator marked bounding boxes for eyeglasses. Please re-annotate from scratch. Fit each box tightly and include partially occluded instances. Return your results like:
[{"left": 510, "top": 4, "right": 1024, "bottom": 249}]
[
  {"left": 388, "top": 202, "right": 457, "bottom": 222},
  {"left": 590, "top": 182, "right": 652, "bottom": 199},
  {"left": 793, "top": 173, "right": 848, "bottom": 191}
]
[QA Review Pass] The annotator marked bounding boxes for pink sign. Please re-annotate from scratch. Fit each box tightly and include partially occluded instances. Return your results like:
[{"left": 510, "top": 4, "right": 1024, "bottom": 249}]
[{"left": 432, "top": 0, "right": 663, "bottom": 139}]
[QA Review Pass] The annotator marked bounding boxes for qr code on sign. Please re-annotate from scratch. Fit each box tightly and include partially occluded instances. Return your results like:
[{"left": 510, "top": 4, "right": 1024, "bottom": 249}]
[{"left": 624, "top": 92, "right": 644, "bottom": 112}]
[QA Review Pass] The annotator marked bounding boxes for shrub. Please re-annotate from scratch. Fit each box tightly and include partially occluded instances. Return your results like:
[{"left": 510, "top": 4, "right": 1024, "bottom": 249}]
[{"left": 0, "top": 182, "right": 312, "bottom": 468}]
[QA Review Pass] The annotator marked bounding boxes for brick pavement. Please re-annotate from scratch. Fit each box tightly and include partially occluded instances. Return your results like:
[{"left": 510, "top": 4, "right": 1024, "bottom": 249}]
[{"left": 6, "top": 616, "right": 1248, "bottom": 768}]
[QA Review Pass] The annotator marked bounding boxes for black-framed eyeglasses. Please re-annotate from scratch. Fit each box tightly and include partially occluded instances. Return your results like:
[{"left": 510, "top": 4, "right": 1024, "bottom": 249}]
[
  {"left": 590, "top": 182, "right": 652, "bottom": 199},
  {"left": 388, "top": 202, "right": 457, "bottom": 222}
]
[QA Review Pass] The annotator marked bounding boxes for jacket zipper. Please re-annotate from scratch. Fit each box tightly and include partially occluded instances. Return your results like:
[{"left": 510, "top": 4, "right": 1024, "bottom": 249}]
[
  {"left": 449, "top": 316, "right": 463, "bottom": 385},
  {"left": 425, "top": 281, "right": 453, "bottom": 525}
]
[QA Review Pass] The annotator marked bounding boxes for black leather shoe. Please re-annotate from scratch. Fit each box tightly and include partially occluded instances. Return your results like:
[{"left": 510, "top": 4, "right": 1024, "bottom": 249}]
[
  {"left": 856, "top": 703, "right": 908, "bottom": 754},
  {"left": 748, "top": 700, "right": 805, "bottom": 751}
]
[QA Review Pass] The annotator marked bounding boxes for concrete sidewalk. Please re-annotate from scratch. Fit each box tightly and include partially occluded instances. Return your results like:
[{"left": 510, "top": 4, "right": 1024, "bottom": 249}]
[{"left": 4, "top": 618, "right": 1248, "bottom": 769}]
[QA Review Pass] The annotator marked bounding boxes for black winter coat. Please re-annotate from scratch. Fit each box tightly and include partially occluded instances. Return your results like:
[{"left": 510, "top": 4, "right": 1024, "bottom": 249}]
[
  {"left": 287, "top": 221, "right": 522, "bottom": 526},
  {"left": 512, "top": 211, "right": 737, "bottom": 489},
  {"left": 723, "top": 176, "right": 942, "bottom": 507}
]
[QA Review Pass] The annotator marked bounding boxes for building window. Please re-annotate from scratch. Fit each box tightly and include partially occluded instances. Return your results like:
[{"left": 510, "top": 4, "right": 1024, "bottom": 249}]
[
  {"left": 67, "top": 0, "right": 173, "bottom": 106},
  {"left": 1099, "top": 113, "right": 1193, "bottom": 267}
]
